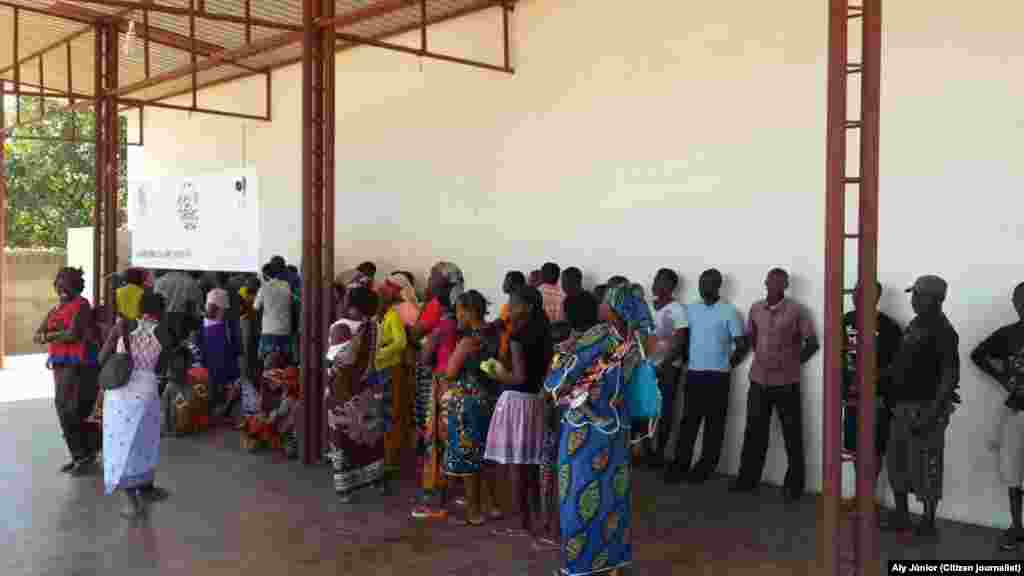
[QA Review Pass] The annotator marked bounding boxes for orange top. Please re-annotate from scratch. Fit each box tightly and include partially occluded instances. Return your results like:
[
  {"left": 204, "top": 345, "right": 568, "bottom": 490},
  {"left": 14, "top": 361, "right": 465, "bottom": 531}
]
[{"left": 499, "top": 303, "right": 513, "bottom": 361}]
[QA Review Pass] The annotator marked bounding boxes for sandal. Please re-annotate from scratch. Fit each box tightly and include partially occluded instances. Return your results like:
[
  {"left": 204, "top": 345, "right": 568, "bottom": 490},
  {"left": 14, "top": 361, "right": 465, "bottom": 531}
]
[
  {"left": 491, "top": 527, "right": 531, "bottom": 537},
  {"left": 532, "top": 537, "right": 560, "bottom": 551},
  {"left": 411, "top": 506, "right": 448, "bottom": 520}
]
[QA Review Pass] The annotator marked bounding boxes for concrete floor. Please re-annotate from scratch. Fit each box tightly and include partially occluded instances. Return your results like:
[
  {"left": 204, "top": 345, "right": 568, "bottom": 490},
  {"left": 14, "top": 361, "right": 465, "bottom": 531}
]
[{"left": 0, "top": 355, "right": 1013, "bottom": 575}]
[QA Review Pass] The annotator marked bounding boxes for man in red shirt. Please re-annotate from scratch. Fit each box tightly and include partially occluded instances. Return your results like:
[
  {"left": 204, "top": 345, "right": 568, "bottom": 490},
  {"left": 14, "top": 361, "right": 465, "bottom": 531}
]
[
  {"left": 731, "top": 268, "right": 819, "bottom": 501},
  {"left": 538, "top": 262, "right": 566, "bottom": 324}
]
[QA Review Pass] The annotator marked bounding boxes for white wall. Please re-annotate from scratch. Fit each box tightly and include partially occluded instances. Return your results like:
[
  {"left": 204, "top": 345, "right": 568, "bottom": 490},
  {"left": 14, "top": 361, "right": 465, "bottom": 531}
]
[{"left": 134, "top": 0, "right": 1024, "bottom": 529}]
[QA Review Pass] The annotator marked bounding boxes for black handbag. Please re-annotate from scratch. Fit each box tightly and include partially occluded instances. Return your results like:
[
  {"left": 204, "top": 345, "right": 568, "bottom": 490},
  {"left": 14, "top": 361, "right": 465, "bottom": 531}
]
[{"left": 99, "top": 327, "right": 134, "bottom": 391}]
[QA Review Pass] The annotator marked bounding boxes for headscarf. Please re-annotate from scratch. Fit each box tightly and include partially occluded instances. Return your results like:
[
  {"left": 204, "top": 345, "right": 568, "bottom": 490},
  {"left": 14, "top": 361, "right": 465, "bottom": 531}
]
[
  {"left": 386, "top": 272, "right": 419, "bottom": 306},
  {"left": 432, "top": 262, "right": 465, "bottom": 304},
  {"left": 378, "top": 280, "right": 401, "bottom": 302},
  {"left": 123, "top": 267, "right": 147, "bottom": 287},
  {"left": 604, "top": 283, "right": 654, "bottom": 338}
]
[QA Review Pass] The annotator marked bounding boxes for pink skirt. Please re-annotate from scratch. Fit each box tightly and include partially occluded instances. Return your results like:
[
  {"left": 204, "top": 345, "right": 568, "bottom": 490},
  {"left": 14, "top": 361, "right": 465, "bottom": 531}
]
[{"left": 484, "top": 391, "right": 545, "bottom": 465}]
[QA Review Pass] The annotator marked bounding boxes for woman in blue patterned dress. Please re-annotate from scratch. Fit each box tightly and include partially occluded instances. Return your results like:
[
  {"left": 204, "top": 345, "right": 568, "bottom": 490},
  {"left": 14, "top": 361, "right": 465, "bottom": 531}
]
[
  {"left": 543, "top": 284, "right": 654, "bottom": 576},
  {"left": 441, "top": 290, "right": 501, "bottom": 525}
]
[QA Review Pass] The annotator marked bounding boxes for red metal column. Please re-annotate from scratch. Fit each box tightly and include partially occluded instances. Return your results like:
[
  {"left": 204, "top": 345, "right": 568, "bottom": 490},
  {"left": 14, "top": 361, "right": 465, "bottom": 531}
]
[
  {"left": 92, "top": 22, "right": 121, "bottom": 314},
  {"left": 855, "top": 1, "right": 882, "bottom": 575},
  {"left": 301, "top": 0, "right": 332, "bottom": 465},
  {"left": 93, "top": 27, "right": 106, "bottom": 310},
  {"left": 0, "top": 82, "right": 7, "bottom": 369},
  {"left": 822, "top": 1, "right": 848, "bottom": 572},
  {"left": 825, "top": 1, "right": 883, "bottom": 574},
  {"left": 104, "top": 23, "right": 120, "bottom": 312},
  {"left": 321, "top": 0, "right": 337, "bottom": 400},
  {"left": 301, "top": 0, "right": 315, "bottom": 465}
]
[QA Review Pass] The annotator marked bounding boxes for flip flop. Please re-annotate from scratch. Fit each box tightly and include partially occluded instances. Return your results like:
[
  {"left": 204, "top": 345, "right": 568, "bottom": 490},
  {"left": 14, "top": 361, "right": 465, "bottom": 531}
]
[
  {"left": 532, "top": 537, "right": 560, "bottom": 551},
  {"left": 450, "top": 516, "right": 486, "bottom": 527},
  {"left": 491, "top": 527, "right": 531, "bottom": 537}
]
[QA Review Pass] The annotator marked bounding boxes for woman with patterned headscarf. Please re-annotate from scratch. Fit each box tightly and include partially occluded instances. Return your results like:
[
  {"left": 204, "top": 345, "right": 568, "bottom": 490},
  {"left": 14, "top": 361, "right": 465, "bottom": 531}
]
[
  {"left": 542, "top": 283, "right": 654, "bottom": 576},
  {"left": 409, "top": 262, "right": 463, "bottom": 519},
  {"left": 389, "top": 271, "right": 421, "bottom": 328}
]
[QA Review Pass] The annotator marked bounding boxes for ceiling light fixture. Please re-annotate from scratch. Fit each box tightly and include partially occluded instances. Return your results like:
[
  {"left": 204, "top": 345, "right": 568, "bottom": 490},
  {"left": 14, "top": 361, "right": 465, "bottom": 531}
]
[{"left": 122, "top": 20, "right": 137, "bottom": 56}]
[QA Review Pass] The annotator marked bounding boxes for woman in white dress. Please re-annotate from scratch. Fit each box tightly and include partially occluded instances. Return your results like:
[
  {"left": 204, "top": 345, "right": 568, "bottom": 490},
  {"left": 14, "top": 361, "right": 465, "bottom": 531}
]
[{"left": 99, "top": 291, "right": 169, "bottom": 519}]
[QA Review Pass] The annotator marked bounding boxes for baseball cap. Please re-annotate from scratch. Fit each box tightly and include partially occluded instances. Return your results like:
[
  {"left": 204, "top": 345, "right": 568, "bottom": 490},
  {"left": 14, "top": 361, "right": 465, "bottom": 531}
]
[{"left": 906, "top": 275, "right": 947, "bottom": 299}]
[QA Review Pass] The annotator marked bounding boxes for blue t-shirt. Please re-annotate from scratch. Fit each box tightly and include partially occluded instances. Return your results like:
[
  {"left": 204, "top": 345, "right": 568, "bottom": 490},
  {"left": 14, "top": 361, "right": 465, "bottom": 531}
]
[{"left": 687, "top": 300, "right": 744, "bottom": 372}]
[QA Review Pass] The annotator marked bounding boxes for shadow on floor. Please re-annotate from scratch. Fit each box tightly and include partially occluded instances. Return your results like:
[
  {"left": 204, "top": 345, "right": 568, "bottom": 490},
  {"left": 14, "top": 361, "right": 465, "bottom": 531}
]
[{"left": 0, "top": 397, "right": 1012, "bottom": 575}]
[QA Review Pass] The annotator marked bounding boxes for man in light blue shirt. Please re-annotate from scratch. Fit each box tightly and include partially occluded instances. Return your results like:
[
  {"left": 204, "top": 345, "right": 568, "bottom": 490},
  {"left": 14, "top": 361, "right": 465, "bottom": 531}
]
[{"left": 666, "top": 268, "right": 749, "bottom": 484}]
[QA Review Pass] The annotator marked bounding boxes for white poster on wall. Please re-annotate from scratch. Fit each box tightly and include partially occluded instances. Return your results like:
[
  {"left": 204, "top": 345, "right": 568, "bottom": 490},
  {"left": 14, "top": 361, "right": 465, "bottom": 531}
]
[
  {"left": 130, "top": 170, "right": 260, "bottom": 272},
  {"left": 125, "top": 181, "right": 153, "bottom": 230}
]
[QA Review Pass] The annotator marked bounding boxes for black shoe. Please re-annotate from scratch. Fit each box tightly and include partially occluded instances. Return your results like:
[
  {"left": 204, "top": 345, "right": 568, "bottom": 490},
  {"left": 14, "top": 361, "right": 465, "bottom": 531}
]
[
  {"left": 664, "top": 467, "right": 686, "bottom": 484},
  {"left": 120, "top": 489, "right": 146, "bottom": 519},
  {"left": 60, "top": 461, "right": 77, "bottom": 474},
  {"left": 140, "top": 485, "right": 171, "bottom": 502},
  {"left": 879, "top": 514, "right": 913, "bottom": 533},
  {"left": 914, "top": 522, "right": 938, "bottom": 539},
  {"left": 783, "top": 489, "right": 803, "bottom": 503},
  {"left": 69, "top": 456, "right": 97, "bottom": 477},
  {"left": 685, "top": 471, "right": 710, "bottom": 485},
  {"left": 729, "top": 481, "right": 756, "bottom": 494},
  {"left": 998, "top": 528, "right": 1024, "bottom": 551}
]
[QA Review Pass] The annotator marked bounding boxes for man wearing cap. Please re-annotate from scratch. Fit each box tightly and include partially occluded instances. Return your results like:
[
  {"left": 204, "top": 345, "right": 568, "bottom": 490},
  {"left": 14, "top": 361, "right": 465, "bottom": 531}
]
[
  {"left": 883, "top": 275, "right": 960, "bottom": 537},
  {"left": 970, "top": 282, "right": 1024, "bottom": 551}
]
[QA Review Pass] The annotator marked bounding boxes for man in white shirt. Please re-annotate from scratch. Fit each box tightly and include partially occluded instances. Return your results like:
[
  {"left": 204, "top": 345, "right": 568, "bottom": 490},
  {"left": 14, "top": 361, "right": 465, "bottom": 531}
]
[
  {"left": 648, "top": 268, "right": 689, "bottom": 467},
  {"left": 254, "top": 262, "right": 294, "bottom": 362}
]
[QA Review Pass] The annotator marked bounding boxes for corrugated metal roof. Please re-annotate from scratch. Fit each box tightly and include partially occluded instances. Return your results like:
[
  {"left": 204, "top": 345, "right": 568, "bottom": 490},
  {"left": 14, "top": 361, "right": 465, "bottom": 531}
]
[{"left": 1, "top": 0, "right": 505, "bottom": 127}]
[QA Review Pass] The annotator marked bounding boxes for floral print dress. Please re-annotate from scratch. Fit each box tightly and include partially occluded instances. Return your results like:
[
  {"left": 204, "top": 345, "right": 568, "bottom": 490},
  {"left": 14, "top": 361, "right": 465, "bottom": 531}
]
[
  {"left": 441, "top": 329, "right": 498, "bottom": 476},
  {"left": 103, "top": 319, "right": 163, "bottom": 495}
]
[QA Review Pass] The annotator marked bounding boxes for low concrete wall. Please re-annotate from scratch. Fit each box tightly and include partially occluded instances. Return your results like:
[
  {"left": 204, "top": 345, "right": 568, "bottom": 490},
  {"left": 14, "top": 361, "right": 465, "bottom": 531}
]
[{"left": 5, "top": 250, "right": 66, "bottom": 356}]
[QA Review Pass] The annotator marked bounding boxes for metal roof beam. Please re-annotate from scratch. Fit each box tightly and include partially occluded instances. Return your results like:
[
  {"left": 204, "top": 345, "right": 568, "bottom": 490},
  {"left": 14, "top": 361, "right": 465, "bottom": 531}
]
[
  {"left": 136, "top": 0, "right": 510, "bottom": 105},
  {"left": 0, "top": 5, "right": 136, "bottom": 89},
  {"left": 110, "top": 28, "right": 302, "bottom": 96},
  {"left": 49, "top": 2, "right": 263, "bottom": 73},
  {"left": 63, "top": 0, "right": 303, "bottom": 31},
  {"left": 0, "top": 0, "right": 93, "bottom": 24}
]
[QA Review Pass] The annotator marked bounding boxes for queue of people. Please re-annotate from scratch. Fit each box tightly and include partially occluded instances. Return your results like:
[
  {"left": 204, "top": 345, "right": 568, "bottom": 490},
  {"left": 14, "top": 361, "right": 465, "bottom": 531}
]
[{"left": 40, "top": 254, "right": 984, "bottom": 568}]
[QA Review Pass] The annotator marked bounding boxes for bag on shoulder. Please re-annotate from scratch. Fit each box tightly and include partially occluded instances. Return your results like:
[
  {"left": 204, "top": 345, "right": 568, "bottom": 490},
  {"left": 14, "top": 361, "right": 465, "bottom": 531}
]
[
  {"left": 627, "top": 359, "right": 661, "bottom": 419},
  {"left": 99, "top": 324, "right": 134, "bottom": 391}
]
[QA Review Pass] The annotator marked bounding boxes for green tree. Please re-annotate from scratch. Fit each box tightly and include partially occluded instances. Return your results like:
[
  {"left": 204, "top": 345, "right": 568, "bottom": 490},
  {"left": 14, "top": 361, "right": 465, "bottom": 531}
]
[{"left": 2, "top": 98, "right": 127, "bottom": 249}]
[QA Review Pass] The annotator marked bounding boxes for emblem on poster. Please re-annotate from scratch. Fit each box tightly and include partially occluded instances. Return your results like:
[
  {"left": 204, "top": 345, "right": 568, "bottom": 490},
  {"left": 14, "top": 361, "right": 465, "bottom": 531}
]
[{"left": 177, "top": 180, "right": 200, "bottom": 232}]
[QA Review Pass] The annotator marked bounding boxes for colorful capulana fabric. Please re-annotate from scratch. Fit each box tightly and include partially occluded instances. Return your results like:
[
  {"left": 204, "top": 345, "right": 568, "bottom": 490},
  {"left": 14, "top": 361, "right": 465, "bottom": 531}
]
[
  {"left": 326, "top": 319, "right": 385, "bottom": 497},
  {"left": 442, "top": 330, "right": 498, "bottom": 476},
  {"left": 545, "top": 322, "right": 643, "bottom": 576}
]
